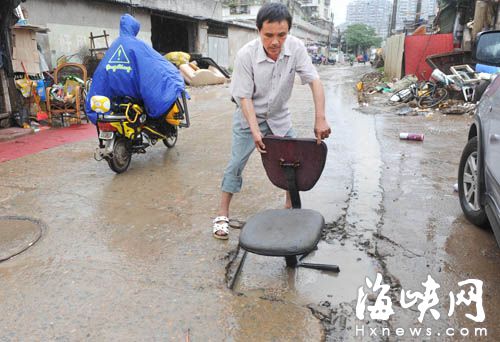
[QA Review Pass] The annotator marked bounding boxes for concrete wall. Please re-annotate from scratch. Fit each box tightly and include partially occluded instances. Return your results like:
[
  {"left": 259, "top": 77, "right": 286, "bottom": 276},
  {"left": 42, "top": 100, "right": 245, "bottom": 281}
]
[
  {"left": 222, "top": 4, "right": 329, "bottom": 46},
  {"left": 136, "top": 0, "right": 223, "bottom": 20},
  {"left": 227, "top": 25, "right": 257, "bottom": 69},
  {"left": 23, "top": 0, "right": 151, "bottom": 68},
  {"left": 291, "top": 17, "right": 330, "bottom": 44},
  {"left": 222, "top": 4, "right": 261, "bottom": 21}
]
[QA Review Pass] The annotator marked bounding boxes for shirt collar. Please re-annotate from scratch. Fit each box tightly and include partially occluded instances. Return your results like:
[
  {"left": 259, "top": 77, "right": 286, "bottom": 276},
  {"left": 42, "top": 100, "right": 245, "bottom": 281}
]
[{"left": 256, "top": 35, "right": 292, "bottom": 63}]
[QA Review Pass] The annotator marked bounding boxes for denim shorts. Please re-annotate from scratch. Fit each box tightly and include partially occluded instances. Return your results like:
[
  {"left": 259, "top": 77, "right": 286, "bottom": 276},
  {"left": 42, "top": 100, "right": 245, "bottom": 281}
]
[{"left": 221, "top": 119, "right": 296, "bottom": 194}]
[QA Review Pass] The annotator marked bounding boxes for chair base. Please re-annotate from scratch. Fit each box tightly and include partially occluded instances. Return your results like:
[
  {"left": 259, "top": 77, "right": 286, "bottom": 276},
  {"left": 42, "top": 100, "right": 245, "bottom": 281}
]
[
  {"left": 228, "top": 248, "right": 340, "bottom": 290},
  {"left": 286, "top": 255, "right": 340, "bottom": 272}
]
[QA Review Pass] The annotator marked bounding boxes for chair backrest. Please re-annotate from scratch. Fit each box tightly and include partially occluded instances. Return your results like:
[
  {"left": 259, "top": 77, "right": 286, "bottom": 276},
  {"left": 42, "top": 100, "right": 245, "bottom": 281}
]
[
  {"left": 54, "top": 63, "right": 87, "bottom": 84},
  {"left": 261, "top": 136, "right": 327, "bottom": 193}
]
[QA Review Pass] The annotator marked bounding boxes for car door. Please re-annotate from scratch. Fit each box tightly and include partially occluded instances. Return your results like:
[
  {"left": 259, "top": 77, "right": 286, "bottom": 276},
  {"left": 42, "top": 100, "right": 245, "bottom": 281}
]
[{"left": 484, "top": 76, "right": 500, "bottom": 212}]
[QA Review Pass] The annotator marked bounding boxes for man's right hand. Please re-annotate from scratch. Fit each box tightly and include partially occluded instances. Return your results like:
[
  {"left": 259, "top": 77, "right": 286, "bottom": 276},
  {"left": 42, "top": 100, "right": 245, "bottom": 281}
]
[{"left": 253, "top": 132, "right": 267, "bottom": 153}]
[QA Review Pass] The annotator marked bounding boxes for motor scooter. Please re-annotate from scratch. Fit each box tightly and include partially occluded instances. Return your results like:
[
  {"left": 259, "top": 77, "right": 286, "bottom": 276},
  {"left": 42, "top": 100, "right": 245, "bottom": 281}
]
[{"left": 91, "top": 92, "right": 189, "bottom": 173}]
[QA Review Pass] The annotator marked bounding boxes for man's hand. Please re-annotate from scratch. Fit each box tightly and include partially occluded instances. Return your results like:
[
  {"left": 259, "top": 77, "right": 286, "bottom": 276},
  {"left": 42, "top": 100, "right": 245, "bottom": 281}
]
[
  {"left": 309, "top": 80, "right": 330, "bottom": 144},
  {"left": 253, "top": 131, "right": 267, "bottom": 153},
  {"left": 314, "top": 117, "right": 331, "bottom": 144}
]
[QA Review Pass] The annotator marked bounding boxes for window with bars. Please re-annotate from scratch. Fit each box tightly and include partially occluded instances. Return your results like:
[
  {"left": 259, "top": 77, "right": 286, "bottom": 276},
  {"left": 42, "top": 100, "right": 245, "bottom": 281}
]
[{"left": 229, "top": 5, "right": 250, "bottom": 14}]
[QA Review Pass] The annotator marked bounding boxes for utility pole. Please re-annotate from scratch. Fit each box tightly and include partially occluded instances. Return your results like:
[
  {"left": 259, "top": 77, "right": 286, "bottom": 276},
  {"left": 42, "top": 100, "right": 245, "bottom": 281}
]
[
  {"left": 415, "top": 0, "right": 422, "bottom": 27},
  {"left": 337, "top": 28, "right": 342, "bottom": 52},
  {"left": 327, "top": 14, "right": 334, "bottom": 52},
  {"left": 286, "top": 0, "right": 295, "bottom": 18},
  {"left": 389, "top": 0, "right": 398, "bottom": 35}
]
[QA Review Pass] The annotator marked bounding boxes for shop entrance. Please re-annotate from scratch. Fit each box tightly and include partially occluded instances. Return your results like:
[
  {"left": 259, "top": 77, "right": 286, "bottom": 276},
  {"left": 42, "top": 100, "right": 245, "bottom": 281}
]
[{"left": 151, "top": 14, "right": 196, "bottom": 54}]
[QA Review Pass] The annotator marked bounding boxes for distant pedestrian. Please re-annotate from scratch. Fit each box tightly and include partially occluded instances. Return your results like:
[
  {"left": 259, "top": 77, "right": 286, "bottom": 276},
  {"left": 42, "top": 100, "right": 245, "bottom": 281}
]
[{"left": 212, "top": 2, "right": 331, "bottom": 239}]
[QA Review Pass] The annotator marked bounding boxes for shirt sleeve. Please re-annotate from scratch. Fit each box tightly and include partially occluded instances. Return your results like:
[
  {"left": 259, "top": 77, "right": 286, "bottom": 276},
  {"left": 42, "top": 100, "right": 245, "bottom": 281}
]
[
  {"left": 295, "top": 41, "right": 319, "bottom": 85},
  {"left": 230, "top": 50, "right": 254, "bottom": 100}
]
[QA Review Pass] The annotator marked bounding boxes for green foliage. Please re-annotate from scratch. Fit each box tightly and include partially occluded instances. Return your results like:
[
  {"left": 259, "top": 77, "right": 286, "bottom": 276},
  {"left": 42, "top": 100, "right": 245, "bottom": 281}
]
[{"left": 344, "top": 24, "right": 383, "bottom": 52}]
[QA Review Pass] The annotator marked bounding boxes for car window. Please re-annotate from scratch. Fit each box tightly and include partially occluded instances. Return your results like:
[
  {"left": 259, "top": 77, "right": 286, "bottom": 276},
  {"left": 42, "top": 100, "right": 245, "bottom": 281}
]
[{"left": 476, "top": 32, "right": 500, "bottom": 65}]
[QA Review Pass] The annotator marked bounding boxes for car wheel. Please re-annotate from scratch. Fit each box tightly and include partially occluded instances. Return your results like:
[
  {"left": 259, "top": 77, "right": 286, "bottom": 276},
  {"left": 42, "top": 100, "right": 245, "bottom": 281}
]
[{"left": 458, "top": 137, "right": 489, "bottom": 227}]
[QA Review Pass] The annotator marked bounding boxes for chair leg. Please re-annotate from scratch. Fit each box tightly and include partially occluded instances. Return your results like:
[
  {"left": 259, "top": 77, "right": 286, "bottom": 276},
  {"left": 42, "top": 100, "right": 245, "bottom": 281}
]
[
  {"left": 295, "top": 247, "right": 340, "bottom": 272},
  {"left": 228, "top": 248, "right": 247, "bottom": 290},
  {"left": 76, "top": 91, "right": 81, "bottom": 124},
  {"left": 46, "top": 88, "right": 52, "bottom": 126},
  {"left": 298, "top": 262, "right": 340, "bottom": 273}
]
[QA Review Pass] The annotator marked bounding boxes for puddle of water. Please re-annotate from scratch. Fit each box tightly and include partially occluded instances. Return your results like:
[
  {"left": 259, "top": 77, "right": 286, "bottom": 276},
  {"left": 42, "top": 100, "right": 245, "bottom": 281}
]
[
  {"left": 234, "top": 241, "right": 377, "bottom": 305},
  {"left": 232, "top": 68, "right": 383, "bottom": 308},
  {"left": 0, "top": 217, "right": 42, "bottom": 261}
]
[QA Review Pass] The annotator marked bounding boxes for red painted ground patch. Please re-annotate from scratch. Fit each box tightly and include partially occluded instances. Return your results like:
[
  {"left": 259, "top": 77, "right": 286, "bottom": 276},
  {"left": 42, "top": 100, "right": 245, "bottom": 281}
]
[{"left": 0, "top": 124, "right": 96, "bottom": 163}]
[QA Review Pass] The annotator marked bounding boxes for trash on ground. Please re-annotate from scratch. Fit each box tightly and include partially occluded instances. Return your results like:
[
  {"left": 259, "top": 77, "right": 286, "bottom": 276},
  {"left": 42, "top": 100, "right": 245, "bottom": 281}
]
[
  {"left": 390, "top": 88, "right": 413, "bottom": 103},
  {"left": 391, "top": 75, "right": 418, "bottom": 92},
  {"left": 397, "top": 106, "right": 417, "bottom": 116},
  {"left": 399, "top": 132, "right": 424, "bottom": 141},
  {"left": 359, "top": 71, "right": 386, "bottom": 94},
  {"left": 438, "top": 99, "right": 476, "bottom": 115},
  {"left": 450, "top": 65, "right": 480, "bottom": 84}
]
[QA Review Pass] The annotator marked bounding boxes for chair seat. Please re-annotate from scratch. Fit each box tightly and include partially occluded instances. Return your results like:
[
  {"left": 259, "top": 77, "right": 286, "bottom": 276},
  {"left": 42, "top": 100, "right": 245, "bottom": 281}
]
[{"left": 239, "top": 209, "right": 324, "bottom": 256}]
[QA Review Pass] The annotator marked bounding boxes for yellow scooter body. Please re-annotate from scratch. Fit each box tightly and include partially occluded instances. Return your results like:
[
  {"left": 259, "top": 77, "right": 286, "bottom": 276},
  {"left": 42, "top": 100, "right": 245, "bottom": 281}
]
[
  {"left": 166, "top": 103, "right": 181, "bottom": 126},
  {"left": 110, "top": 122, "right": 138, "bottom": 139}
]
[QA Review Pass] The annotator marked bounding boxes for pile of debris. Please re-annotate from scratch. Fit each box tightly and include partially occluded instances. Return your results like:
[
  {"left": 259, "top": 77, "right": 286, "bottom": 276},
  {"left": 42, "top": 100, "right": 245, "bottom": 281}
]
[{"left": 358, "top": 61, "right": 496, "bottom": 115}]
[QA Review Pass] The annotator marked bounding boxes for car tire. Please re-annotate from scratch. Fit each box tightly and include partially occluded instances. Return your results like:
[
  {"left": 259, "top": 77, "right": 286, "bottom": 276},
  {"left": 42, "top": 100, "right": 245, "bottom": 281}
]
[{"left": 458, "top": 137, "right": 489, "bottom": 227}]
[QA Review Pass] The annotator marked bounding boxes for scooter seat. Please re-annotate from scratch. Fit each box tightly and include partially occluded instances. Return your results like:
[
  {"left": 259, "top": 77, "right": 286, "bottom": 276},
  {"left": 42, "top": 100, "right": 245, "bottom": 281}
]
[{"left": 239, "top": 209, "right": 324, "bottom": 256}]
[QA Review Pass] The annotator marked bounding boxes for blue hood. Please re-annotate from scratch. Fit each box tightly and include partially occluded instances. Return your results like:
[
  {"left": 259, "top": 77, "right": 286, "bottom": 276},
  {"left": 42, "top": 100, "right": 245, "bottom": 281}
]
[
  {"left": 86, "top": 14, "right": 186, "bottom": 124},
  {"left": 120, "top": 14, "right": 140, "bottom": 37}
]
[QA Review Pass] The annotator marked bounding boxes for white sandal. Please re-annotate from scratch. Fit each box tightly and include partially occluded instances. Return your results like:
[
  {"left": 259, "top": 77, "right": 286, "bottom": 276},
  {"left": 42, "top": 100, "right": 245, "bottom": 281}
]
[{"left": 213, "top": 216, "right": 229, "bottom": 240}]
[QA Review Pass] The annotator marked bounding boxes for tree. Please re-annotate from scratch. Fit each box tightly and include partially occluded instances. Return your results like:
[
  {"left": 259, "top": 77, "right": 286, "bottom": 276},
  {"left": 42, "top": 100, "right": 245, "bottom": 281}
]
[{"left": 344, "top": 24, "right": 382, "bottom": 54}]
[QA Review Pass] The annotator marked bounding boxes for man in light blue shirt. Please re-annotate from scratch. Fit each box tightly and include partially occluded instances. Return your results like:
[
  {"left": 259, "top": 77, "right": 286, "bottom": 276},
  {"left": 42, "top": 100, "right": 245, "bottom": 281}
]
[{"left": 212, "top": 2, "right": 331, "bottom": 239}]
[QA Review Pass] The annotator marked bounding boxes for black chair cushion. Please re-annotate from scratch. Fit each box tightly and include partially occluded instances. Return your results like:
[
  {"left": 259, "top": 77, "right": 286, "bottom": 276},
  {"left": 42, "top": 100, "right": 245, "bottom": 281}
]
[{"left": 239, "top": 209, "right": 324, "bottom": 256}]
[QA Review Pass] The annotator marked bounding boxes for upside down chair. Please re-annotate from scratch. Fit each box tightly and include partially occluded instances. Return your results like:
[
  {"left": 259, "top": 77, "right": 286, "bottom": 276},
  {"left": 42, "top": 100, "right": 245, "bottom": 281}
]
[{"left": 230, "top": 136, "right": 340, "bottom": 289}]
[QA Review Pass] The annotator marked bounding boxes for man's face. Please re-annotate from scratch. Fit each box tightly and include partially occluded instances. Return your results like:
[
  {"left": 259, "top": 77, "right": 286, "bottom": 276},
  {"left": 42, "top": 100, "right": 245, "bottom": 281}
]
[{"left": 259, "top": 20, "right": 289, "bottom": 60}]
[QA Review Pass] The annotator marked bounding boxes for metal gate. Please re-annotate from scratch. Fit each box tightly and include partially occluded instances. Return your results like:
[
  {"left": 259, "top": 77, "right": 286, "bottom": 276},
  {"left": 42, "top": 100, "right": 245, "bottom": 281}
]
[{"left": 207, "top": 36, "right": 228, "bottom": 68}]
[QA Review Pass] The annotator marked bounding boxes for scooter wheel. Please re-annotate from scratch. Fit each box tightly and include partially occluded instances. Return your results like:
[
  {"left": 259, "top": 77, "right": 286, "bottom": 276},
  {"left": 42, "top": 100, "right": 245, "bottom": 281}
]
[
  {"left": 163, "top": 126, "right": 178, "bottom": 148},
  {"left": 108, "top": 138, "right": 131, "bottom": 173}
]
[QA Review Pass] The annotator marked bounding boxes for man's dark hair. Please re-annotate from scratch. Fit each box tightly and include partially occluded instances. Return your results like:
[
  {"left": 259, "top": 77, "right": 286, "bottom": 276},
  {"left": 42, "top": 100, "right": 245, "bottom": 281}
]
[{"left": 256, "top": 2, "right": 292, "bottom": 31}]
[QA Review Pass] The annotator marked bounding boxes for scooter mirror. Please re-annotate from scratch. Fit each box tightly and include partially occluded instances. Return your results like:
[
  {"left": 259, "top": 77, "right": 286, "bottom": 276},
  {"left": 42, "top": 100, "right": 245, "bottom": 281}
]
[{"left": 91, "top": 95, "right": 111, "bottom": 113}]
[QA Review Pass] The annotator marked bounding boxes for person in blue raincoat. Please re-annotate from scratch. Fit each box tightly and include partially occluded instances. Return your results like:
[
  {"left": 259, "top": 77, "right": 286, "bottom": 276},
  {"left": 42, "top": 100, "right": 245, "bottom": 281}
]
[{"left": 86, "top": 14, "right": 185, "bottom": 124}]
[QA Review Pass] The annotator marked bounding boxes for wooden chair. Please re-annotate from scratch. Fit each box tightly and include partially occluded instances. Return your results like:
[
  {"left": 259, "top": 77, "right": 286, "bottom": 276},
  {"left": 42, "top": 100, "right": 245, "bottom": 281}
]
[{"left": 45, "top": 63, "right": 88, "bottom": 126}]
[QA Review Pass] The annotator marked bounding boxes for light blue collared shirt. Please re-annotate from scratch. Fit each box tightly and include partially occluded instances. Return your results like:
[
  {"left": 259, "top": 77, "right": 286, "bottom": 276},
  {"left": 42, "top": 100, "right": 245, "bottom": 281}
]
[{"left": 230, "top": 35, "right": 319, "bottom": 136}]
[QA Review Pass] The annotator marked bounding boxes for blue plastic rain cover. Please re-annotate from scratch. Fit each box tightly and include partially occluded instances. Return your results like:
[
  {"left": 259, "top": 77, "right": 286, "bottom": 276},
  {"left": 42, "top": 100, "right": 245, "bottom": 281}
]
[{"left": 86, "top": 14, "right": 185, "bottom": 124}]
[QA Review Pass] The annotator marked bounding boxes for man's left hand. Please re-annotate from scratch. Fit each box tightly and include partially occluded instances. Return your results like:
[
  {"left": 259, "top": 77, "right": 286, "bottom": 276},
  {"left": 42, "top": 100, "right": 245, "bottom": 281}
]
[{"left": 314, "top": 118, "right": 331, "bottom": 144}]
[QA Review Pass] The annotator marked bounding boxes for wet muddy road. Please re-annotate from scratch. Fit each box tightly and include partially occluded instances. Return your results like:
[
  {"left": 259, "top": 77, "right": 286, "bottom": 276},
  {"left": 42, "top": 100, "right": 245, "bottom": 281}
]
[{"left": 0, "top": 65, "right": 498, "bottom": 341}]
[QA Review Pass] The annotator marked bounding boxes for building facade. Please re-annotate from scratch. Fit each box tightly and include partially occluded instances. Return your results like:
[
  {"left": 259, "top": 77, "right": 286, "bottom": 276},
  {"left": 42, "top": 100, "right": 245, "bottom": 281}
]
[
  {"left": 19, "top": 0, "right": 257, "bottom": 69},
  {"left": 346, "top": 0, "right": 392, "bottom": 38},
  {"left": 394, "top": 0, "right": 437, "bottom": 32},
  {"left": 298, "top": 0, "right": 333, "bottom": 21},
  {"left": 222, "top": 0, "right": 333, "bottom": 46}
]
